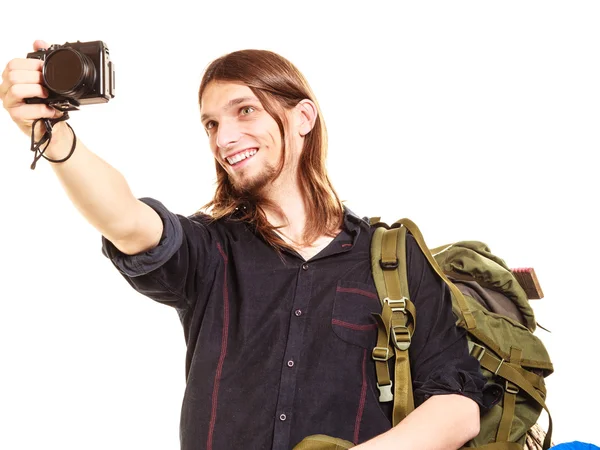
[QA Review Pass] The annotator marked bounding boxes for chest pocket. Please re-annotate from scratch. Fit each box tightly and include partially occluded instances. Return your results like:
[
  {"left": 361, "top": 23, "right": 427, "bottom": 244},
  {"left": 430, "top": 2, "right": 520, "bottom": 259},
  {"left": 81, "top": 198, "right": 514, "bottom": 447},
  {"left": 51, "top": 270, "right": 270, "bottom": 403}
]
[{"left": 331, "top": 280, "right": 381, "bottom": 349}]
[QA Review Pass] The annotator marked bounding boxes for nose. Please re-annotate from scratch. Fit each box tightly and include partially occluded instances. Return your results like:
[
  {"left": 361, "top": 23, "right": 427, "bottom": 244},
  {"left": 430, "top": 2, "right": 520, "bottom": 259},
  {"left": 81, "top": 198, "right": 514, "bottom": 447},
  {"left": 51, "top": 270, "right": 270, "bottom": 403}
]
[{"left": 216, "top": 119, "right": 241, "bottom": 150}]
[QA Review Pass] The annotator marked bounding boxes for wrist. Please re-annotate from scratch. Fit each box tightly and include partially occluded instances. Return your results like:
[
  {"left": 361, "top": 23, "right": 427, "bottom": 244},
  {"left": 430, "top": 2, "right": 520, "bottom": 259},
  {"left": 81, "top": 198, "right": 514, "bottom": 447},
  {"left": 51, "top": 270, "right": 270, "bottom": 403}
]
[{"left": 44, "top": 121, "right": 75, "bottom": 160}]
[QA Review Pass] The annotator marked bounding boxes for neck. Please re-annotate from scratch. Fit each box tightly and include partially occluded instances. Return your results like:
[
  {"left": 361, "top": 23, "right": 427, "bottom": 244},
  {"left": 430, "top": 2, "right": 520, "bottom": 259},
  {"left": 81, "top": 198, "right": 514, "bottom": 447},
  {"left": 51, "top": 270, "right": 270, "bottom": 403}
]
[
  {"left": 254, "top": 170, "right": 342, "bottom": 260},
  {"left": 261, "top": 173, "right": 308, "bottom": 245}
]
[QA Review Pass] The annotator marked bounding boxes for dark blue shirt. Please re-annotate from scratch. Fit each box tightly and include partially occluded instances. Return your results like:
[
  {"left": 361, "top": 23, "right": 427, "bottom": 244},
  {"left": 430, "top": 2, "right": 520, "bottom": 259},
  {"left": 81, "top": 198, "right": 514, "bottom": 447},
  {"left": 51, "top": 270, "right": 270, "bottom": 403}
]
[{"left": 102, "top": 198, "right": 487, "bottom": 450}]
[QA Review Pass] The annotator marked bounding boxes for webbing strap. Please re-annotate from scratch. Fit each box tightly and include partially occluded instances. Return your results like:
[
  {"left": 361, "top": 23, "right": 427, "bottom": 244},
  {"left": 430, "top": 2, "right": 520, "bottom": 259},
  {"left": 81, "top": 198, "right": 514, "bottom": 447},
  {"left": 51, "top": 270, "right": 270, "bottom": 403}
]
[
  {"left": 382, "top": 227, "right": 415, "bottom": 425},
  {"left": 391, "top": 218, "right": 476, "bottom": 330},
  {"left": 370, "top": 225, "right": 416, "bottom": 425},
  {"left": 372, "top": 227, "right": 394, "bottom": 402},
  {"left": 392, "top": 343, "right": 414, "bottom": 426},
  {"left": 479, "top": 351, "right": 552, "bottom": 450},
  {"left": 372, "top": 312, "right": 393, "bottom": 391},
  {"left": 381, "top": 228, "right": 410, "bottom": 300},
  {"left": 496, "top": 347, "right": 522, "bottom": 442}
]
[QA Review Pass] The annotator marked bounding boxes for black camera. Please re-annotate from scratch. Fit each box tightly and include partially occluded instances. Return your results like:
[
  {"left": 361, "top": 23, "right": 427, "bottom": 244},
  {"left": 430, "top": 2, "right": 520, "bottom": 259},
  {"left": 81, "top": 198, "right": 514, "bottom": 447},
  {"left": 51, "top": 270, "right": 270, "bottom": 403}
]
[{"left": 26, "top": 40, "right": 115, "bottom": 111}]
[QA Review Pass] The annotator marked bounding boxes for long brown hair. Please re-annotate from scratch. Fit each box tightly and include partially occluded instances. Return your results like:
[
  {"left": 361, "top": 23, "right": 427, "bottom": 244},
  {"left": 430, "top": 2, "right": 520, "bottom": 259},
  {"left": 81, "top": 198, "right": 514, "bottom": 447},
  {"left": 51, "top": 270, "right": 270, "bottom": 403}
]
[{"left": 197, "top": 49, "right": 344, "bottom": 251}]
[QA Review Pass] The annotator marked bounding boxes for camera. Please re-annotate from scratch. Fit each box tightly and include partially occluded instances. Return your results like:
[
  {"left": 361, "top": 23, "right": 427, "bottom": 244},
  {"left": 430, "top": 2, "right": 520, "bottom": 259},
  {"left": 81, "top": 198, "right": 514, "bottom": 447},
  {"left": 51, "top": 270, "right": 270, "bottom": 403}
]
[{"left": 26, "top": 40, "right": 115, "bottom": 111}]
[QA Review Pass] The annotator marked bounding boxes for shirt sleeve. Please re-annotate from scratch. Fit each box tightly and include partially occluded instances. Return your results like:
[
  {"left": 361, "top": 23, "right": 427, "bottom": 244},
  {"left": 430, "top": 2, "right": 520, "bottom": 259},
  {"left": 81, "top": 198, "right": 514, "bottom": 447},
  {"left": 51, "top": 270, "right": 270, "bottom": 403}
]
[
  {"left": 101, "top": 197, "right": 216, "bottom": 313},
  {"left": 405, "top": 234, "right": 497, "bottom": 411}
]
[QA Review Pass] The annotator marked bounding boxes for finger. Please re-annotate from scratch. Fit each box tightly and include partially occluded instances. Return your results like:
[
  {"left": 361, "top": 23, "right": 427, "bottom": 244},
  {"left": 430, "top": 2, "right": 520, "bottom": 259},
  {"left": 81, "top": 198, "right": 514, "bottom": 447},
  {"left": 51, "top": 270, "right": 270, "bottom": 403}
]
[
  {"left": 33, "top": 40, "right": 50, "bottom": 51},
  {"left": 0, "top": 69, "right": 44, "bottom": 98},
  {"left": 3, "top": 58, "right": 43, "bottom": 78},
  {"left": 3, "top": 69, "right": 43, "bottom": 86},
  {"left": 1, "top": 61, "right": 44, "bottom": 99},
  {"left": 8, "top": 103, "right": 59, "bottom": 122},
  {"left": 2, "top": 84, "right": 48, "bottom": 108}
]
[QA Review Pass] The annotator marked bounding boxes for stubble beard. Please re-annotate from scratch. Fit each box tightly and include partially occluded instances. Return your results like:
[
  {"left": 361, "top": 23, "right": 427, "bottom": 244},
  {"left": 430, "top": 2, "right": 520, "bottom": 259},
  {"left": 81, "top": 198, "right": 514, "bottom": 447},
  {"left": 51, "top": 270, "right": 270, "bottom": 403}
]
[{"left": 230, "top": 163, "right": 278, "bottom": 197}]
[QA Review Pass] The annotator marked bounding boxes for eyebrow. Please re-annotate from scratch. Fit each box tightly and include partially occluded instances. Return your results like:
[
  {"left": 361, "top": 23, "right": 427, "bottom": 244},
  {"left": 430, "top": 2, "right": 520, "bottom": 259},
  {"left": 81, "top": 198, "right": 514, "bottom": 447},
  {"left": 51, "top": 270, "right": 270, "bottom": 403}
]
[{"left": 201, "top": 96, "right": 259, "bottom": 122}]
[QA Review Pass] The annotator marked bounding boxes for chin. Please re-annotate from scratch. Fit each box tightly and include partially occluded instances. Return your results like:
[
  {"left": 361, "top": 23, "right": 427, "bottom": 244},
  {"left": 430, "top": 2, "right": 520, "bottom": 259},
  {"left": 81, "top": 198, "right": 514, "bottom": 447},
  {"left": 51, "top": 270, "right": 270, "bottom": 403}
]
[{"left": 231, "top": 170, "right": 277, "bottom": 197}]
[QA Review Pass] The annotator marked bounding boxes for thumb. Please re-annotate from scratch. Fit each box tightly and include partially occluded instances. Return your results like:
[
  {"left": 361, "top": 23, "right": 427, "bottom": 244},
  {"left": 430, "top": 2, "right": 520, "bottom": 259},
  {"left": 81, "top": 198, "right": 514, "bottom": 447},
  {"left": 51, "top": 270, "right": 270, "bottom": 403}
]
[{"left": 33, "top": 40, "right": 50, "bottom": 51}]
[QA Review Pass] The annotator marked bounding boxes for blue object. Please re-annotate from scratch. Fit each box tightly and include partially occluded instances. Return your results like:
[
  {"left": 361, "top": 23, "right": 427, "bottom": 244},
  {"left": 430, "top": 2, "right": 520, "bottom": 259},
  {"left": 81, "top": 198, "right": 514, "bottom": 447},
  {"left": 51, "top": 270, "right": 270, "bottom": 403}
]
[{"left": 552, "top": 442, "right": 599, "bottom": 449}]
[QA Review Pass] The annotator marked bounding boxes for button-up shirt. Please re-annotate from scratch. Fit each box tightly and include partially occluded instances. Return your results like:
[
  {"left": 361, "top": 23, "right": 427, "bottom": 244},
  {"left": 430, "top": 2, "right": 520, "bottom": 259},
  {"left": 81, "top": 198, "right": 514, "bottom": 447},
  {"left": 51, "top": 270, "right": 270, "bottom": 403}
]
[{"left": 102, "top": 198, "right": 487, "bottom": 450}]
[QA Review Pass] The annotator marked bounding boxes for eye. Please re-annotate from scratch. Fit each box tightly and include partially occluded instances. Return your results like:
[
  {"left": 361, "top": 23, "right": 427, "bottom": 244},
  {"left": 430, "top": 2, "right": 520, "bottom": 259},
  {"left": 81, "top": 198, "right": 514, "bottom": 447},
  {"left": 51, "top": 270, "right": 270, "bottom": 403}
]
[
  {"left": 205, "top": 120, "right": 216, "bottom": 131},
  {"left": 240, "top": 106, "right": 255, "bottom": 116}
]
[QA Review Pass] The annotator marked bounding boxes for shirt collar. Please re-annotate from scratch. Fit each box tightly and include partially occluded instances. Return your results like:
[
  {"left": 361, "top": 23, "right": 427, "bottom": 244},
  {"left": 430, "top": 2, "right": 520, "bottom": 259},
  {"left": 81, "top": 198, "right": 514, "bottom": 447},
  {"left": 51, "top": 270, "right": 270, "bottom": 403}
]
[{"left": 342, "top": 206, "right": 371, "bottom": 237}]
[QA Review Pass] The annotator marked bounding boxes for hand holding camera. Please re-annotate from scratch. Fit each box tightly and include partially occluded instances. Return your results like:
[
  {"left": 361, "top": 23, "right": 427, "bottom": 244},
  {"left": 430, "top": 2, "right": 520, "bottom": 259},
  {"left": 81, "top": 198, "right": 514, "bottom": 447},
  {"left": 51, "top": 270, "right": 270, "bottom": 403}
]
[
  {"left": 0, "top": 40, "right": 60, "bottom": 140},
  {"left": 1, "top": 39, "right": 115, "bottom": 165}
]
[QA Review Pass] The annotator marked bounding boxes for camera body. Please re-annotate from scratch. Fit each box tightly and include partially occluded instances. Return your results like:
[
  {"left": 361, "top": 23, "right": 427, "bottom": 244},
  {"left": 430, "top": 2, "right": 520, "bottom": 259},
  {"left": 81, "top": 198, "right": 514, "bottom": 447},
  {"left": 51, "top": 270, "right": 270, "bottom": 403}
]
[{"left": 26, "top": 40, "right": 115, "bottom": 111}]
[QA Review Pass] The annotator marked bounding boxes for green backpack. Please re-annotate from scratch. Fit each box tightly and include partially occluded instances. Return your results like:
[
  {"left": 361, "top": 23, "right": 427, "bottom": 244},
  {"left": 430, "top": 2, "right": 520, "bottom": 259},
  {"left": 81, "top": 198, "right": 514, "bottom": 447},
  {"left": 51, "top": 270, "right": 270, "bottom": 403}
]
[{"left": 369, "top": 218, "right": 553, "bottom": 450}]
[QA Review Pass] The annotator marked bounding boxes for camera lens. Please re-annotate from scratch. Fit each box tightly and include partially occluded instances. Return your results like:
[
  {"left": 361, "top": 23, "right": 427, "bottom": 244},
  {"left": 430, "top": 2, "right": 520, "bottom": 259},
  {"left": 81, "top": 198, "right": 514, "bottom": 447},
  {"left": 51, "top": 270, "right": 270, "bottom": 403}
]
[{"left": 43, "top": 47, "right": 96, "bottom": 98}]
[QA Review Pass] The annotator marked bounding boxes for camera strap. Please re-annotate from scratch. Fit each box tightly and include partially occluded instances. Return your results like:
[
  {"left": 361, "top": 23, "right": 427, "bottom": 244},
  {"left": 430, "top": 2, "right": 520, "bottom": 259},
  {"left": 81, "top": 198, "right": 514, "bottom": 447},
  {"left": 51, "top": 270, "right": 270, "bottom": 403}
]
[{"left": 30, "top": 112, "right": 77, "bottom": 170}]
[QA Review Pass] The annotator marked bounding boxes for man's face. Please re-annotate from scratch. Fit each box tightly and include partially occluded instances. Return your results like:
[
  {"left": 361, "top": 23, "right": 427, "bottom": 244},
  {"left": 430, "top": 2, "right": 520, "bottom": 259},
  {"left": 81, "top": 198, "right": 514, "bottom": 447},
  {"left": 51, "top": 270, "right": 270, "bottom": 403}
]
[{"left": 201, "top": 81, "right": 293, "bottom": 194}]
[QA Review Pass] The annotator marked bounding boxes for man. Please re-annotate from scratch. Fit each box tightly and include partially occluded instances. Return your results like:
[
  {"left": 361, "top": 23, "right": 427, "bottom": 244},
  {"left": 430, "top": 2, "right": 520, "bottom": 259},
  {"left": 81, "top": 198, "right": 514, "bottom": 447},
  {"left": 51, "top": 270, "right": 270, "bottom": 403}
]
[{"left": 1, "top": 41, "right": 488, "bottom": 449}]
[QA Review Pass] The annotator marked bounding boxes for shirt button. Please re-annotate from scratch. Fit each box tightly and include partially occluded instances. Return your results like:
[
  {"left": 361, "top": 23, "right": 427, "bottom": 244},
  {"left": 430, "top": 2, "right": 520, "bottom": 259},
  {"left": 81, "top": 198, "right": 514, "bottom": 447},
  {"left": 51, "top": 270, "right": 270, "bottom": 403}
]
[
  {"left": 279, "top": 413, "right": 287, "bottom": 421},
  {"left": 302, "top": 263, "right": 309, "bottom": 270},
  {"left": 294, "top": 309, "right": 302, "bottom": 317},
  {"left": 287, "top": 360, "right": 294, "bottom": 368}
]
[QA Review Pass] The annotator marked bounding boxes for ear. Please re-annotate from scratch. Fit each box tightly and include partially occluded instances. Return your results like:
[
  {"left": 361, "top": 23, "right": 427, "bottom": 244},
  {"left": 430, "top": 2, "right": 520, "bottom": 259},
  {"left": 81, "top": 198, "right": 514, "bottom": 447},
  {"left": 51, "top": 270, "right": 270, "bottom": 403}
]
[{"left": 295, "top": 99, "right": 318, "bottom": 136}]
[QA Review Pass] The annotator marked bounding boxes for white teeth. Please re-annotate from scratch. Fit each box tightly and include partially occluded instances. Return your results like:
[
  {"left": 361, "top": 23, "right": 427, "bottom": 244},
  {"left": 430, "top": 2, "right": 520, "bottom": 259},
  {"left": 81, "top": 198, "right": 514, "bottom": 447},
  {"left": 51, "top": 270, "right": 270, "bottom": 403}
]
[{"left": 226, "top": 149, "right": 258, "bottom": 165}]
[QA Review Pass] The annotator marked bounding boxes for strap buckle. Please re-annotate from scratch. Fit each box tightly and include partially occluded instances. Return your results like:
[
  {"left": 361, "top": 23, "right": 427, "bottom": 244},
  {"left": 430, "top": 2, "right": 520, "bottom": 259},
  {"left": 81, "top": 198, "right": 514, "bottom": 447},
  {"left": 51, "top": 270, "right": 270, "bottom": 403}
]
[
  {"left": 505, "top": 380, "right": 519, "bottom": 395},
  {"left": 377, "top": 382, "right": 393, "bottom": 402},
  {"left": 468, "top": 342, "right": 486, "bottom": 361},
  {"left": 391, "top": 325, "right": 411, "bottom": 351},
  {"left": 384, "top": 297, "right": 407, "bottom": 312},
  {"left": 494, "top": 358, "right": 505, "bottom": 376},
  {"left": 372, "top": 346, "right": 390, "bottom": 361},
  {"left": 379, "top": 259, "right": 398, "bottom": 270}
]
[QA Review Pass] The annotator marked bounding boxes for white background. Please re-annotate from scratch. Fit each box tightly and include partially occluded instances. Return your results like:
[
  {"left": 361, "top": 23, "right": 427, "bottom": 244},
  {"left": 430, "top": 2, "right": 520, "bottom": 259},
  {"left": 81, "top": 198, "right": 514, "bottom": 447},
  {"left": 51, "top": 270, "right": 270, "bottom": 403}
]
[{"left": 1, "top": 1, "right": 598, "bottom": 448}]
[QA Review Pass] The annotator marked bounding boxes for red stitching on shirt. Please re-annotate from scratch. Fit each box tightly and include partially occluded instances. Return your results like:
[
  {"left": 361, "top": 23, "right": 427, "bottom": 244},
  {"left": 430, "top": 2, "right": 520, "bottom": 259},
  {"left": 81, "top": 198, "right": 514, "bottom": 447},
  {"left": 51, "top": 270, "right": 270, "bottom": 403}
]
[
  {"left": 336, "top": 287, "right": 378, "bottom": 300},
  {"left": 207, "top": 243, "right": 230, "bottom": 450},
  {"left": 331, "top": 319, "right": 377, "bottom": 331},
  {"left": 354, "top": 349, "right": 368, "bottom": 444},
  {"left": 341, "top": 243, "right": 352, "bottom": 248},
  {"left": 216, "top": 242, "right": 228, "bottom": 263}
]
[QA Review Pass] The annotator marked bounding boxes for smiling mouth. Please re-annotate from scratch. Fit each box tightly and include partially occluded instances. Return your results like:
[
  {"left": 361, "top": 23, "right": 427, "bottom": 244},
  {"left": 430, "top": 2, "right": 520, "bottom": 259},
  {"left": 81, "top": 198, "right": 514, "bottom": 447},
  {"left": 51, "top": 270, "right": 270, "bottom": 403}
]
[{"left": 226, "top": 148, "right": 258, "bottom": 165}]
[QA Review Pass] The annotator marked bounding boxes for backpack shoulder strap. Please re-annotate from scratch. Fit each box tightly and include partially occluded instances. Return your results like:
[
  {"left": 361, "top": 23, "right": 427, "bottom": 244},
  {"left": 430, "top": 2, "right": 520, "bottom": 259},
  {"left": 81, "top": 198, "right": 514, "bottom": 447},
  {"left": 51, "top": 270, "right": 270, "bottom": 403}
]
[
  {"left": 370, "top": 219, "right": 416, "bottom": 426},
  {"left": 391, "top": 218, "right": 476, "bottom": 330},
  {"left": 370, "top": 217, "right": 477, "bottom": 426}
]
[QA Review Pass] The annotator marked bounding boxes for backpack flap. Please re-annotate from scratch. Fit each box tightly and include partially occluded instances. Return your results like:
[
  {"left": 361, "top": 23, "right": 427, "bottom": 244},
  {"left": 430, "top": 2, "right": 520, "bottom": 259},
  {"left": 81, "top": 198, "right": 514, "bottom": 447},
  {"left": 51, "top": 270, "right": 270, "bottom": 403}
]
[
  {"left": 462, "top": 295, "right": 553, "bottom": 378},
  {"left": 432, "top": 241, "right": 537, "bottom": 332}
]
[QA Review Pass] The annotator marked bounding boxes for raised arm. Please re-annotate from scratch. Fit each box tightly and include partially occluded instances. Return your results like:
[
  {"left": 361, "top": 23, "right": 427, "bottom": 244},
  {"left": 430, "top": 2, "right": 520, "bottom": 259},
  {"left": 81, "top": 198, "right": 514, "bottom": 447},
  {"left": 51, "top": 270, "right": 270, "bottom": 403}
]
[{"left": 1, "top": 40, "right": 162, "bottom": 255}]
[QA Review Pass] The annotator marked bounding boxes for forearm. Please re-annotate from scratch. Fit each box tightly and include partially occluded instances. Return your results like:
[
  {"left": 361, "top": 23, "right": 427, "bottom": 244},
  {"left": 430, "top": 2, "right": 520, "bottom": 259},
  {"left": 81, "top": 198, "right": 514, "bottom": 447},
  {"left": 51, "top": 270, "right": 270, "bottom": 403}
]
[
  {"left": 355, "top": 394, "right": 480, "bottom": 450},
  {"left": 45, "top": 122, "right": 161, "bottom": 251}
]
